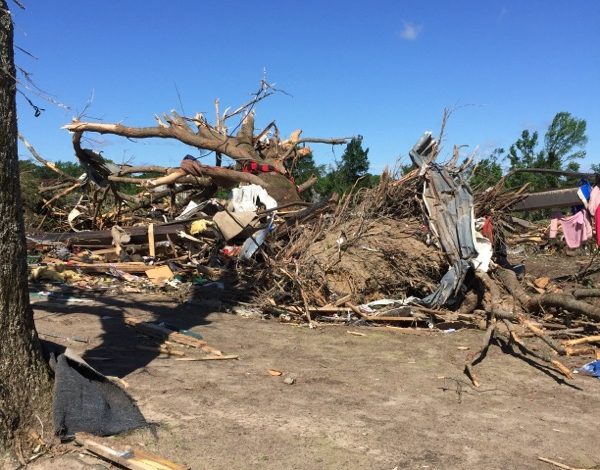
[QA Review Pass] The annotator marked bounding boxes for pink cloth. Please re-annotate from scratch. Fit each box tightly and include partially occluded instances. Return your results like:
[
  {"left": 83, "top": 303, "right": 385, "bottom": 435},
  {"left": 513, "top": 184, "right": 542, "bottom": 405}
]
[
  {"left": 549, "top": 210, "right": 592, "bottom": 249},
  {"left": 596, "top": 205, "right": 600, "bottom": 246},
  {"left": 589, "top": 186, "right": 600, "bottom": 217}
]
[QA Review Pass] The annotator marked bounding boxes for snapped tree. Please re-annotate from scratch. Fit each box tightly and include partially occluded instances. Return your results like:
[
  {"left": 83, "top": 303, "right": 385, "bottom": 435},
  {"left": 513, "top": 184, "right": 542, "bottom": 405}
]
[{"left": 0, "top": 0, "right": 52, "bottom": 451}]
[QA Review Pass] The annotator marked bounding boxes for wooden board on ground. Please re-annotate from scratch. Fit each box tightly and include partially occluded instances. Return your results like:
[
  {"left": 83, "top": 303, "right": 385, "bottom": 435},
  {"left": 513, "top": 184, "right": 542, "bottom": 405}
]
[
  {"left": 75, "top": 432, "right": 188, "bottom": 470},
  {"left": 124, "top": 317, "right": 222, "bottom": 355}
]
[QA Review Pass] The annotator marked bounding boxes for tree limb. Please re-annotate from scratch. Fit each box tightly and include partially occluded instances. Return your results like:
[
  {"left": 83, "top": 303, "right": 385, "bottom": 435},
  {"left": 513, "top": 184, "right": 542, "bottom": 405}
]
[
  {"left": 64, "top": 116, "right": 263, "bottom": 162},
  {"left": 18, "top": 133, "right": 79, "bottom": 182}
]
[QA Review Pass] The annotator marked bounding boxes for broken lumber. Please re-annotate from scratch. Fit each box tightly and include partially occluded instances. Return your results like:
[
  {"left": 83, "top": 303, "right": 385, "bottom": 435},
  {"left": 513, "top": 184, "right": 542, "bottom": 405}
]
[
  {"left": 43, "top": 261, "right": 148, "bottom": 273},
  {"left": 75, "top": 432, "right": 188, "bottom": 470},
  {"left": 174, "top": 355, "right": 239, "bottom": 361},
  {"left": 562, "top": 335, "right": 600, "bottom": 347},
  {"left": 124, "top": 317, "right": 222, "bottom": 355},
  {"left": 135, "top": 344, "right": 186, "bottom": 357}
]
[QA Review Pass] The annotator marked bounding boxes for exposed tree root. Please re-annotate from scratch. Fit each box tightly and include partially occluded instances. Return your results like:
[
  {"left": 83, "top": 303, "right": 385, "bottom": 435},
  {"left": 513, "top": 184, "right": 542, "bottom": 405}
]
[{"left": 466, "top": 271, "right": 577, "bottom": 387}]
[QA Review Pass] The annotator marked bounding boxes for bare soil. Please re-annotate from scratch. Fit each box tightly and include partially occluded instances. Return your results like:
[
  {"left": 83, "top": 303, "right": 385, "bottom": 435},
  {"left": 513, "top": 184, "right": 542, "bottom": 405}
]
[{"left": 21, "top": 251, "right": 600, "bottom": 470}]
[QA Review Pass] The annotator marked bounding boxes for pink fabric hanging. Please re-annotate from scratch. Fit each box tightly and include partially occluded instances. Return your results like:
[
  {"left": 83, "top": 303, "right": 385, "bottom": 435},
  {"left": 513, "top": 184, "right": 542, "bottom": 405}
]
[
  {"left": 596, "top": 205, "right": 600, "bottom": 246},
  {"left": 549, "top": 210, "right": 593, "bottom": 249}
]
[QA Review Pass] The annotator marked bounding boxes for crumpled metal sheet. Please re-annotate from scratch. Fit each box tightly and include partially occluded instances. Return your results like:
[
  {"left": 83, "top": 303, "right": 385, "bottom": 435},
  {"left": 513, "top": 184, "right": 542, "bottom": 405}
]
[{"left": 409, "top": 132, "right": 479, "bottom": 307}]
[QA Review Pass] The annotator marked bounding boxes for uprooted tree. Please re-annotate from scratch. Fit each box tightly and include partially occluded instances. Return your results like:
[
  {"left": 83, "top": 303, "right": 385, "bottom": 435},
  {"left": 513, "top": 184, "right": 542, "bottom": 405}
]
[
  {"left": 55, "top": 83, "right": 351, "bottom": 229},
  {"left": 0, "top": 0, "right": 53, "bottom": 452}
]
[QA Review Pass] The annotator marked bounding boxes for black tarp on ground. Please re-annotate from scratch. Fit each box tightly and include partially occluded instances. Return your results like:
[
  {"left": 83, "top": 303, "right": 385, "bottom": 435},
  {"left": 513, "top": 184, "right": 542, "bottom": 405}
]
[{"left": 51, "top": 349, "right": 147, "bottom": 439}]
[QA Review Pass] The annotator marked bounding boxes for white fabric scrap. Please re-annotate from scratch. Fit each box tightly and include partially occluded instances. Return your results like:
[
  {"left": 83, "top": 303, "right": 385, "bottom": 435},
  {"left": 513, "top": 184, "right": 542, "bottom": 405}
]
[
  {"left": 470, "top": 212, "right": 492, "bottom": 273},
  {"left": 231, "top": 185, "right": 277, "bottom": 212}
]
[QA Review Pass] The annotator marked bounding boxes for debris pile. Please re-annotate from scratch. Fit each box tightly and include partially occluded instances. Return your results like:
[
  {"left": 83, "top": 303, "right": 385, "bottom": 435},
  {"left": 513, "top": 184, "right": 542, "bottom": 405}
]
[{"left": 22, "top": 90, "right": 600, "bottom": 387}]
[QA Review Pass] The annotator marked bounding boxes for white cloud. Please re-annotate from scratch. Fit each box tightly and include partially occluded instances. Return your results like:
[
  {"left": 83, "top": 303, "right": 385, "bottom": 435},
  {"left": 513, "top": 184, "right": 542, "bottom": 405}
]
[{"left": 399, "top": 21, "right": 422, "bottom": 41}]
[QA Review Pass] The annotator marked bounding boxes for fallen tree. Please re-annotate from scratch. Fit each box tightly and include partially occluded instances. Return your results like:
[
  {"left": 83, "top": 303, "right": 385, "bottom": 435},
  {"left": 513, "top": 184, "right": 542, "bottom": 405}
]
[{"left": 53, "top": 82, "right": 350, "bottom": 228}]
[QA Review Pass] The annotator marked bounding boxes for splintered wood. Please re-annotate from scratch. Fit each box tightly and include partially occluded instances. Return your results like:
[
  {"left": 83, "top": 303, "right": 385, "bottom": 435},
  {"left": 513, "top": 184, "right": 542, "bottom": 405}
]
[{"left": 75, "top": 432, "right": 188, "bottom": 470}]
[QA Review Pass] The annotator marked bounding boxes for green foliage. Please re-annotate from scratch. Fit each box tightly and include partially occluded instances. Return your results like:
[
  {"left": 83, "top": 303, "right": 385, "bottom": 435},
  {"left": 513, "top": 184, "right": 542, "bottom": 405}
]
[
  {"left": 336, "top": 136, "right": 370, "bottom": 188},
  {"left": 289, "top": 151, "right": 327, "bottom": 186},
  {"left": 320, "top": 136, "right": 373, "bottom": 195},
  {"left": 469, "top": 148, "right": 505, "bottom": 189},
  {"left": 19, "top": 162, "right": 43, "bottom": 214},
  {"left": 20, "top": 159, "right": 83, "bottom": 180},
  {"left": 399, "top": 162, "right": 417, "bottom": 175},
  {"left": 291, "top": 136, "right": 378, "bottom": 197},
  {"left": 19, "top": 159, "right": 84, "bottom": 216},
  {"left": 505, "top": 112, "right": 587, "bottom": 191},
  {"left": 544, "top": 111, "right": 587, "bottom": 163}
]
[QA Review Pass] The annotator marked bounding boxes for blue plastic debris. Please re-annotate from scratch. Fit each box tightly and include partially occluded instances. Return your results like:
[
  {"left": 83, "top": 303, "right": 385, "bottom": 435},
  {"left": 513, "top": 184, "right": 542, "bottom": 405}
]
[{"left": 576, "top": 360, "right": 600, "bottom": 378}]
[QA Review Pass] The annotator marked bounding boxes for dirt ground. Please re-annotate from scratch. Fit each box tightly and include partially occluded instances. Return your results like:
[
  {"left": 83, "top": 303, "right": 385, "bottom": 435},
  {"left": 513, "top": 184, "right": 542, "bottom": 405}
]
[{"left": 23, "top": 251, "right": 600, "bottom": 470}]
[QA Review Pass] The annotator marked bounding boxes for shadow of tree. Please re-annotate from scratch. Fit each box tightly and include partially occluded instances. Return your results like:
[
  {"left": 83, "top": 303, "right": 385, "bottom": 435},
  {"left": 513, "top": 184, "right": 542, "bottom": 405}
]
[{"left": 32, "top": 290, "right": 218, "bottom": 378}]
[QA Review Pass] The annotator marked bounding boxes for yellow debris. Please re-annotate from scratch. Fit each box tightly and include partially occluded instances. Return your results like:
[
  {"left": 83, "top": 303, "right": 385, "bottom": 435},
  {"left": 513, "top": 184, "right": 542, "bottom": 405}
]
[{"left": 190, "top": 219, "right": 213, "bottom": 235}]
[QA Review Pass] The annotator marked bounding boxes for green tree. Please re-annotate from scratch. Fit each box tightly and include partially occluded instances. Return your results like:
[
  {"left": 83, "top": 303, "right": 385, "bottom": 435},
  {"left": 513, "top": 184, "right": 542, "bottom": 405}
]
[
  {"left": 320, "top": 135, "right": 371, "bottom": 195},
  {"left": 545, "top": 111, "right": 587, "bottom": 164},
  {"left": 506, "top": 112, "right": 587, "bottom": 191},
  {"left": 299, "top": 136, "right": 374, "bottom": 196},
  {"left": 469, "top": 148, "right": 504, "bottom": 189},
  {"left": 336, "top": 135, "right": 369, "bottom": 189},
  {"left": 289, "top": 151, "right": 326, "bottom": 186},
  {"left": 20, "top": 159, "right": 83, "bottom": 180}
]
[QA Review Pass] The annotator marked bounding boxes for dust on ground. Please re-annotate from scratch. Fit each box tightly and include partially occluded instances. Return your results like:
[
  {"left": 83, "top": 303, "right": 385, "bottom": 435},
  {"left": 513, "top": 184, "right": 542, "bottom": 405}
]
[{"left": 26, "top": 251, "right": 600, "bottom": 470}]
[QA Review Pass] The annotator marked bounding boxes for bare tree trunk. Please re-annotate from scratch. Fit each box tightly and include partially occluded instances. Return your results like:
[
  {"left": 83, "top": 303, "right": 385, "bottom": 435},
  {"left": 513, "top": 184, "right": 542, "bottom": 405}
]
[{"left": 0, "top": 1, "right": 52, "bottom": 451}]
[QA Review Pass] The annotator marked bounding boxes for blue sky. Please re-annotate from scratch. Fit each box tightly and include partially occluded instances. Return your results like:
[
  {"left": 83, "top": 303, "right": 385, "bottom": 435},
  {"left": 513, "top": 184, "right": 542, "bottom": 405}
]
[{"left": 11, "top": 0, "right": 600, "bottom": 172}]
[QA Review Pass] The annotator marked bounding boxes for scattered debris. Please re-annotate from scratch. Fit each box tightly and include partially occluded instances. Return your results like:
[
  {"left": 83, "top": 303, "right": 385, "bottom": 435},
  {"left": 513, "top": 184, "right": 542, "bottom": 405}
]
[
  {"left": 575, "top": 360, "right": 600, "bottom": 378},
  {"left": 23, "top": 122, "right": 600, "bottom": 391}
]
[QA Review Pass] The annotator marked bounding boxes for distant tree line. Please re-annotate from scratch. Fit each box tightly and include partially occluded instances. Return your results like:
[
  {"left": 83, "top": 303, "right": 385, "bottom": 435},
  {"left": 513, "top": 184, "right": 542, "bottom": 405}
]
[{"left": 470, "top": 111, "right": 590, "bottom": 191}]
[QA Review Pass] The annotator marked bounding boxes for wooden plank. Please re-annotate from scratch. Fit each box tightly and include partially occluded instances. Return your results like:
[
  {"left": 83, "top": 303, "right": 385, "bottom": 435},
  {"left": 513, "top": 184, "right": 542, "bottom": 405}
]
[
  {"left": 124, "top": 317, "right": 222, "bottom": 355},
  {"left": 175, "top": 355, "right": 239, "bottom": 361},
  {"left": 124, "top": 317, "right": 206, "bottom": 347},
  {"left": 75, "top": 432, "right": 189, "bottom": 470},
  {"left": 364, "top": 316, "right": 421, "bottom": 322},
  {"left": 148, "top": 223, "right": 155, "bottom": 257},
  {"left": 30, "top": 219, "right": 213, "bottom": 246},
  {"left": 562, "top": 335, "right": 600, "bottom": 347},
  {"left": 91, "top": 247, "right": 118, "bottom": 256},
  {"left": 280, "top": 305, "right": 351, "bottom": 314},
  {"left": 145, "top": 265, "right": 174, "bottom": 285},
  {"left": 135, "top": 344, "right": 186, "bottom": 357},
  {"left": 43, "top": 260, "right": 148, "bottom": 273}
]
